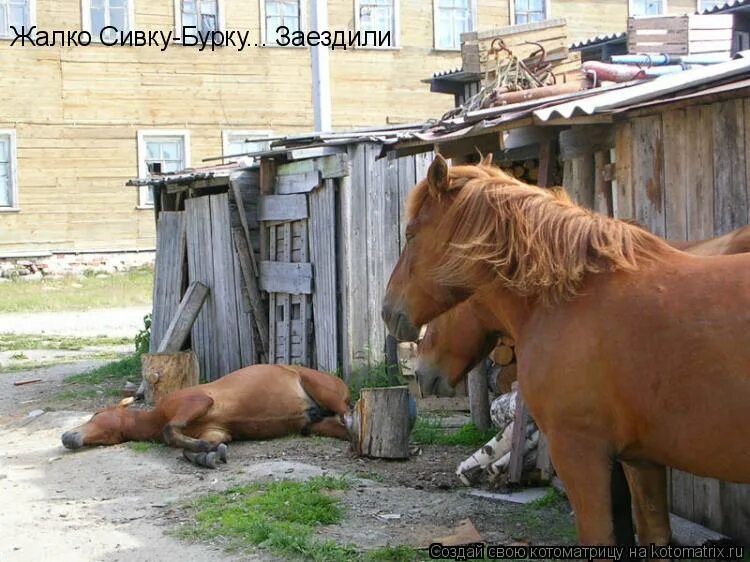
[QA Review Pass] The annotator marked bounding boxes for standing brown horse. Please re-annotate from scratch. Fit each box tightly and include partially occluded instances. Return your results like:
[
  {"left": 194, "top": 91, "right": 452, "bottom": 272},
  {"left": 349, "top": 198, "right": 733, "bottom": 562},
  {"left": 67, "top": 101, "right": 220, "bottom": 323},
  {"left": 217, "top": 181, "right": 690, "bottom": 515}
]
[
  {"left": 382, "top": 155, "right": 750, "bottom": 546},
  {"left": 62, "top": 364, "right": 352, "bottom": 468},
  {"left": 416, "top": 220, "right": 750, "bottom": 547}
]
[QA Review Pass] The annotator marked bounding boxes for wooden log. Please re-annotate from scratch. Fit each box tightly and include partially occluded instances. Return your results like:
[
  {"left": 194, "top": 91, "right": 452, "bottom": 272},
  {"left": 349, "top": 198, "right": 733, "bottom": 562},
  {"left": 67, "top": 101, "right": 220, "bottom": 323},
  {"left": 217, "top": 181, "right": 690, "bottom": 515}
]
[
  {"left": 232, "top": 227, "right": 270, "bottom": 362},
  {"left": 499, "top": 363, "right": 518, "bottom": 395},
  {"left": 491, "top": 345, "right": 515, "bottom": 366},
  {"left": 157, "top": 282, "right": 209, "bottom": 353},
  {"left": 468, "top": 361, "right": 491, "bottom": 430},
  {"left": 141, "top": 350, "right": 199, "bottom": 405},
  {"left": 501, "top": 335, "right": 516, "bottom": 347},
  {"left": 352, "top": 387, "right": 411, "bottom": 459}
]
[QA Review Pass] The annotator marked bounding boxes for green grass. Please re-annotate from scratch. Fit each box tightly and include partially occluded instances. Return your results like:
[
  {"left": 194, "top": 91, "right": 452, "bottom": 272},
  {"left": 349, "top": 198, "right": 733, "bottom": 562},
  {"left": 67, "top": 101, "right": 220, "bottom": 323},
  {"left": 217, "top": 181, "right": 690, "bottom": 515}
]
[
  {"left": 528, "top": 487, "right": 567, "bottom": 509},
  {"left": 411, "top": 416, "right": 497, "bottom": 448},
  {"left": 0, "top": 266, "right": 153, "bottom": 313},
  {"left": 0, "top": 333, "right": 131, "bottom": 352},
  {"left": 127, "top": 441, "right": 161, "bottom": 453},
  {"left": 64, "top": 354, "right": 141, "bottom": 385},
  {"left": 346, "top": 356, "right": 407, "bottom": 402}
]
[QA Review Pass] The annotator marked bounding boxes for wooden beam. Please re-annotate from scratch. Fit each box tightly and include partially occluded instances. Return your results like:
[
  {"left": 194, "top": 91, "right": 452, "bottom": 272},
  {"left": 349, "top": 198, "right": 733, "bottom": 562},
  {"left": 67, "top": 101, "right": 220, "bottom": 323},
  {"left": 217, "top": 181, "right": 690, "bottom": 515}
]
[
  {"left": 157, "top": 282, "right": 209, "bottom": 353},
  {"left": 467, "top": 361, "right": 491, "bottom": 430},
  {"left": 436, "top": 132, "right": 503, "bottom": 160},
  {"left": 276, "top": 153, "right": 349, "bottom": 179},
  {"left": 232, "top": 227, "right": 270, "bottom": 362},
  {"left": 275, "top": 171, "right": 322, "bottom": 194},
  {"left": 259, "top": 261, "right": 313, "bottom": 294},
  {"left": 537, "top": 139, "right": 558, "bottom": 188},
  {"left": 258, "top": 194, "right": 308, "bottom": 222},
  {"left": 558, "top": 125, "right": 616, "bottom": 160}
]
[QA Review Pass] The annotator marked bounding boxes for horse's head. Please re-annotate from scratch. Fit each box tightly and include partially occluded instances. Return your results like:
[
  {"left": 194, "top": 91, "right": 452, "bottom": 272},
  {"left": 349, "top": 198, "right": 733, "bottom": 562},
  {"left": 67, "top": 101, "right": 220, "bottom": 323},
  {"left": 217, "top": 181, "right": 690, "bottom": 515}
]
[
  {"left": 61, "top": 397, "right": 134, "bottom": 450},
  {"left": 383, "top": 154, "right": 497, "bottom": 341},
  {"left": 416, "top": 297, "right": 501, "bottom": 396}
]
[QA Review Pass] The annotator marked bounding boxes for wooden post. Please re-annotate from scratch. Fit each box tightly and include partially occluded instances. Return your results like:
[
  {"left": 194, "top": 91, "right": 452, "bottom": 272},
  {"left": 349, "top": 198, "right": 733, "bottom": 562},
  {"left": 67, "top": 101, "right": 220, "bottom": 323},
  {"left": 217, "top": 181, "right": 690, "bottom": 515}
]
[
  {"left": 157, "top": 282, "right": 209, "bottom": 353},
  {"left": 508, "top": 392, "right": 529, "bottom": 484},
  {"left": 537, "top": 139, "right": 558, "bottom": 188},
  {"left": 232, "top": 227, "right": 270, "bottom": 361},
  {"left": 141, "top": 350, "right": 200, "bottom": 405},
  {"left": 468, "top": 360, "right": 491, "bottom": 430},
  {"left": 352, "top": 386, "right": 411, "bottom": 459},
  {"left": 385, "top": 334, "right": 400, "bottom": 383}
]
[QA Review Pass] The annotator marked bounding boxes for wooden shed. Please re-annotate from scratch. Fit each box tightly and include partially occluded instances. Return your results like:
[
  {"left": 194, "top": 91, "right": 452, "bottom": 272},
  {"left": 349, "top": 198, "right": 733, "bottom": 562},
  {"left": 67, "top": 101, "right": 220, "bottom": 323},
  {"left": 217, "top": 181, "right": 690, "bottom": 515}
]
[
  {"left": 388, "top": 57, "right": 750, "bottom": 544},
  {"left": 134, "top": 132, "right": 434, "bottom": 383}
]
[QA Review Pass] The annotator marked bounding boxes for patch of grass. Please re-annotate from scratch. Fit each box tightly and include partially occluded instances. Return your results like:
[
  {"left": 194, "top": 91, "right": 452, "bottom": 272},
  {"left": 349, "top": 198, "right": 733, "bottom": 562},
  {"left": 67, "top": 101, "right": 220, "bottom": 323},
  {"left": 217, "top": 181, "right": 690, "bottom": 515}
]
[
  {"left": 529, "top": 487, "right": 567, "bottom": 509},
  {"left": 127, "top": 441, "right": 161, "bottom": 453},
  {"left": 9, "top": 352, "right": 28, "bottom": 360},
  {"left": 0, "top": 266, "right": 153, "bottom": 313},
  {"left": 65, "top": 354, "right": 141, "bottom": 385},
  {"left": 55, "top": 388, "right": 100, "bottom": 401},
  {"left": 365, "top": 545, "right": 425, "bottom": 561},
  {"left": 355, "top": 470, "right": 386, "bottom": 483},
  {"left": 0, "top": 352, "right": 122, "bottom": 374},
  {"left": 0, "top": 333, "right": 131, "bottom": 352},
  {"left": 346, "top": 353, "right": 407, "bottom": 402},
  {"left": 411, "top": 416, "right": 497, "bottom": 448},
  {"left": 179, "top": 475, "right": 362, "bottom": 562},
  {"left": 503, "top": 499, "right": 577, "bottom": 545}
]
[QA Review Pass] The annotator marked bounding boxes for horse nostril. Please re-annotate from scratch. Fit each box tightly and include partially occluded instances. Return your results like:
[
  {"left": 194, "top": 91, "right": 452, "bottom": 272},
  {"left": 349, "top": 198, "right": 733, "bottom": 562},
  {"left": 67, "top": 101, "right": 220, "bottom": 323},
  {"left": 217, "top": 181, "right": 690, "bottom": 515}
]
[{"left": 61, "top": 431, "right": 83, "bottom": 450}]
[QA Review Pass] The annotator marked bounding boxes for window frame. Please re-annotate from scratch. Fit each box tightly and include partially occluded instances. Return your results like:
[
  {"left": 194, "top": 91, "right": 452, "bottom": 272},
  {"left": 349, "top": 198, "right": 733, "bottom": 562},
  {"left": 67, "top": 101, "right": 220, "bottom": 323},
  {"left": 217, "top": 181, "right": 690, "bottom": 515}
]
[
  {"left": 259, "top": 0, "right": 308, "bottom": 48},
  {"left": 0, "top": 129, "right": 19, "bottom": 211},
  {"left": 509, "top": 0, "right": 551, "bottom": 25},
  {"left": 0, "top": 0, "right": 36, "bottom": 40},
  {"left": 173, "top": 0, "right": 226, "bottom": 41},
  {"left": 629, "top": 0, "right": 667, "bottom": 16},
  {"left": 136, "top": 129, "right": 191, "bottom": 209},
  {"left": 354, "top": 0, "right": 400, "bottom": 50},
  {"left": 432, "top": 0, "right": 477, "bottom": 52},
  {"left": 221, "top": 129, "right": 274, "bottom": 163},
  {"left": 81, "top": 0, "right": 135, "bottom": 43}
]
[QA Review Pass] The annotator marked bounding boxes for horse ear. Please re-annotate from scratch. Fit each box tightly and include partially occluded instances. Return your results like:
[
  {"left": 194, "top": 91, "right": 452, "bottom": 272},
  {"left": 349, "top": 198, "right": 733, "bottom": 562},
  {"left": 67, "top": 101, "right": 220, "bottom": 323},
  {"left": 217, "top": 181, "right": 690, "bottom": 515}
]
[
  {"left": 119, "top": 397, "right": 135, "bottom": 408},
  {"left": 480, "top": 153, "right": 494, "bottom": 167},
  {"left": 427, "top": 154, "right": 449, "bottom": 194}
]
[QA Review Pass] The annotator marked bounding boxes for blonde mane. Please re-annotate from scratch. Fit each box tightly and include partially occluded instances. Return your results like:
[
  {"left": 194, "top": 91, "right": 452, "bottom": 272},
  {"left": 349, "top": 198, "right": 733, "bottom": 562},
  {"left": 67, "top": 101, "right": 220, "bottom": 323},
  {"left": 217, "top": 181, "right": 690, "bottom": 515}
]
[{"left": 409, "top": 163, "right": 673, "bottom": 304}]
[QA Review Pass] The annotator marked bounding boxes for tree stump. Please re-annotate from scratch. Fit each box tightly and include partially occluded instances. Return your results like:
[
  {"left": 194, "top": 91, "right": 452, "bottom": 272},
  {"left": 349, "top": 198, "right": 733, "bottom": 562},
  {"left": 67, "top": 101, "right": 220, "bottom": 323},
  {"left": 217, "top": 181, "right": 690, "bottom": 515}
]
[
  {"left": 351, "top": 386, "right": 411, "bottom": 459},
  {"left": 141, "top": 351, "right": 200, "bottom": 405}
]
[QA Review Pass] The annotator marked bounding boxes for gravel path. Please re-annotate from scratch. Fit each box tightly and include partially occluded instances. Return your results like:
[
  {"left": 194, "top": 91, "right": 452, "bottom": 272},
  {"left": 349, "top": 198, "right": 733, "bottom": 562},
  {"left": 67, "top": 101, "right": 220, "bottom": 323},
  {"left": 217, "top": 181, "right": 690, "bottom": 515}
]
[{"left": 0, "top": 307, "right": 151, "bottom": 338}]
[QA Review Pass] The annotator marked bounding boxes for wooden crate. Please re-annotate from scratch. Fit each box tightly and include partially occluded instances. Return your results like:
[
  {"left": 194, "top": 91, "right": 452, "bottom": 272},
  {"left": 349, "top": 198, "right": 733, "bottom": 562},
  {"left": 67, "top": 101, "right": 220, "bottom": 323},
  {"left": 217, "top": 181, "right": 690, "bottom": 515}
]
[
  {"left": 461, "top": 19, "right": 570, "bottom": 75},
  {"left": 627, "top": 14, "right": 734, "bottom": 56}
]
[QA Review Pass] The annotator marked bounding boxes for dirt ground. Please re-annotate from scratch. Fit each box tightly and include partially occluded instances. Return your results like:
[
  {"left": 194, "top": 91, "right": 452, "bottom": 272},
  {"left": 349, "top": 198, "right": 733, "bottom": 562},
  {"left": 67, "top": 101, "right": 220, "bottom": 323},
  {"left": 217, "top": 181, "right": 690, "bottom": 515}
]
[{"left": 0, "top": 359, "right": 574, "bottom": 562}]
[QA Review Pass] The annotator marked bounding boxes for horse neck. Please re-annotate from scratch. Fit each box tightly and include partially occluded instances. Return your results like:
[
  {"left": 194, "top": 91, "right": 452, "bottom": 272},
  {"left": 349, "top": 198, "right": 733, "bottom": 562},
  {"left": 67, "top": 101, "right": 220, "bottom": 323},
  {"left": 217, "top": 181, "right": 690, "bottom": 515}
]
[
  {"left": 120, "top": 408, "right": 165, "bottom": 442},
  {"left": 472, "top": 286, "right": 531, "bottom": 342}
]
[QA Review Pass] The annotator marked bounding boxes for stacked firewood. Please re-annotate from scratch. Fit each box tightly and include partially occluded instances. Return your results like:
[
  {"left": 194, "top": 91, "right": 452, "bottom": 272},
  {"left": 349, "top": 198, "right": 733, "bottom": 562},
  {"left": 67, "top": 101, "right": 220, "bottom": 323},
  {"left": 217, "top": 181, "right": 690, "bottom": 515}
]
[{"left": 499, "top": 159, "right": 563, "bottom": 186}]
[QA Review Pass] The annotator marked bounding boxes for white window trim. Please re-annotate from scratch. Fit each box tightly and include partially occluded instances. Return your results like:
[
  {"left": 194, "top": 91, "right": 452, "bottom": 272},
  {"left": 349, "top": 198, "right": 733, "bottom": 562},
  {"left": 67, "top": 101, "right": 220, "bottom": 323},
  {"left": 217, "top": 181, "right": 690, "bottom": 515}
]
[
  {"left": 173, "top": 0, "right": 226, "bottom": 41},
  {"left": 0, "top": 0, "right": 37, "bottom": 40},
  {"left": 432, "top": 0, "right": 477, "bottom": 52},
  {"left": 136, "top": 129, "right": 191, "bottom": 209},
  {"left": 353, "top": 0, "right": 400, "bottom": 49},
  {"left": 221, "top": 129, "right": 273, "bottom": 157},
  {"left": 509, "top": 0, "right": 552, "bottom": 25},
  {"left": 259, "top": 0, "right": 308, "bottom": 47},
  {"left": 629, "top": 0, "right": 668, "bottom": 16},
  {"left": 81, "top": 0, "right": 135, "bottom": 43},
  {"left": 0, "top": 129, "right": 19, "bottom": 211},
  {"left": 696, "top": 0, "right": 721, "bottom": 12}
]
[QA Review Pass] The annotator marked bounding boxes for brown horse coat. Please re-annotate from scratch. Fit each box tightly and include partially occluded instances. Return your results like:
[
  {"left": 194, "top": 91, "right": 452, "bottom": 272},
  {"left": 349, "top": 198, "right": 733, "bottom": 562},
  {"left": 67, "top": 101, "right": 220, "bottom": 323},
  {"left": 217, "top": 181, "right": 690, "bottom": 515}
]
[
  {"left": 62, "top": 364, "right": 352, "bottom": 467},
  {"left": 383, "top": 155, "right": 750, "bottom": 546}
]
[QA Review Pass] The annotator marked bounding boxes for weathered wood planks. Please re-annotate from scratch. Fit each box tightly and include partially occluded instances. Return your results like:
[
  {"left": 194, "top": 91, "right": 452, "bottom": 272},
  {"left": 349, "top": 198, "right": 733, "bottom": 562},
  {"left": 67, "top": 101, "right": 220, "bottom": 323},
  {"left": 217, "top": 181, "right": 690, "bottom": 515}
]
[
  {"left": 150, "top": 212, "right": 187, "bottom": 352},
  {"left": 157, "top": 281, "right": 209, "bottom": 354},
  {"left": 631, "top": 115, "right": 666, "bottom": 237}
]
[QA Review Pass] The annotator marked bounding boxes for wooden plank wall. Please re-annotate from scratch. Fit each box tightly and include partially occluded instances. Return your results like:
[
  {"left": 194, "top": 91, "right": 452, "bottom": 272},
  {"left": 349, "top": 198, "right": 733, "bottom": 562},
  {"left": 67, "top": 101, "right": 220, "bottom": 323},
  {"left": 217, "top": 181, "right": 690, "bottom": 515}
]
[
  {"left": 149, "top": 211, "right": 186, "bottom": 352},
  {"left": 613, "top": 101, "right": 750, "bottom": 544},
  {"left": 185, "top": 193, "right": 255, "bottom": 381}
]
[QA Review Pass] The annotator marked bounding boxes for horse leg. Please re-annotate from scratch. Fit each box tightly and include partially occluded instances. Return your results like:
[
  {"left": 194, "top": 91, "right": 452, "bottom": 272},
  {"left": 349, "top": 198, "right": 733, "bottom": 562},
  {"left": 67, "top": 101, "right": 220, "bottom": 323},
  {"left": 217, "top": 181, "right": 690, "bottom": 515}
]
[
  {"left": 308, "top": 416, "right": 350, "bottom": 441},
  {"left": 160, "top": 395, "right": 225, "bottom": 469},
  {"left": 182, "top": 429, "right": 232, "bottom": 467},
  {"left": 298, "top": 371, "right": 351, "bottom": 417},
  {"left": 547, "top": 432, "right": 616, "bottom": 546},
  {"left": 622, "top": 460, "right": 671, "bottom": 547}
]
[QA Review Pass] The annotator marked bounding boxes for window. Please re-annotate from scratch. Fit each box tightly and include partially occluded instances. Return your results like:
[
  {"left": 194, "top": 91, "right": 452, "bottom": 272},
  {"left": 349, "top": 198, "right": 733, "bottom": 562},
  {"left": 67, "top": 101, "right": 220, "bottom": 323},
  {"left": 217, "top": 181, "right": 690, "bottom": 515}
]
[
  {"left": 356, "top": 0, "right": 399, "bottom": 47},
  {"left": 0, "top": 131, "right": 18, "bottom": 209},
  {"left": 0, "top": 0, "right": 33, "bottom": 38},
  {"left": 513, "top": 0, "right": 548, "bottom": 24},
  {"left": 630, "top": 0, "right": 665, "bottom": 15},
  {"left": 83, "top": 0, "right": 132, "bottom": 42},
  {"left": 175, "top": 0, "right": 222, "bottom": 36},
  {"left": 434, "top": 0, "right": 475, "bottom": 51},
  {"left": 698, "top": 0, "right": 722, "bottom": 11},
  {"left": 262, "top": 0, "right": 303, "bottom": 45},
  {"left": 222, "top": 130, "right": 273, "bottom": 165},
  {"left": 136, "top": 131, "right": 190, "bottom": 207}
]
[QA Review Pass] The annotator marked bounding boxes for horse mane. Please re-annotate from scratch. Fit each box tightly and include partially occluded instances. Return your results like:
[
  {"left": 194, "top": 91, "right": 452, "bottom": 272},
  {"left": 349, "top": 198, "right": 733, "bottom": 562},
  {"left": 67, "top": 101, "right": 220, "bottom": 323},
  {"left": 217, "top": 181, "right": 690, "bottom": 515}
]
[{"left": 409, "top": 163, "right": 674, "bottom": 304}]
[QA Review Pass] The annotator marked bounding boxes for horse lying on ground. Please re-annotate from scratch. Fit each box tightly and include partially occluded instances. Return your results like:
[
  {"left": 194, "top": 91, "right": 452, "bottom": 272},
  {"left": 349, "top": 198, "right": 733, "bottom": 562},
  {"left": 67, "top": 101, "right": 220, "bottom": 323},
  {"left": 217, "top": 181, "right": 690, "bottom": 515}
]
[
  {"left": 61, "top": 364, "right": 352, "bottom": 468},
  {"left": 416, "top": 208, "right": 750, "bottom": 547},
  {"left": 382, "top": 154, "right": 750, "bottom": 547}
]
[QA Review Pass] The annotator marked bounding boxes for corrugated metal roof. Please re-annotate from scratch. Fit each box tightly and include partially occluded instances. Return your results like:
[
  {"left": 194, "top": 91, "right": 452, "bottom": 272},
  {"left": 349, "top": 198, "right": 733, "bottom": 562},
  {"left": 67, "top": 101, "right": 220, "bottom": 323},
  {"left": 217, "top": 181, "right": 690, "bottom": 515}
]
[
  {"left": 534, "top": 53, "right": 750, "bottom": 122},
  {"left": 700, "top": 0, "right": 750, "bottom": 13},
  {"left": 570, "top": 32, "right": 627, "bottom": 50}
]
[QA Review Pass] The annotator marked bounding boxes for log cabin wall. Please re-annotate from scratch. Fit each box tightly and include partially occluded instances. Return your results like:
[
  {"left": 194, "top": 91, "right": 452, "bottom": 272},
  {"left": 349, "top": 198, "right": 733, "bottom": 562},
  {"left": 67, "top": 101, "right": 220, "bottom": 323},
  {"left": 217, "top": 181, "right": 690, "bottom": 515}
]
[{"left": 561, "top": 99, "right": 750, "bottom": 543}]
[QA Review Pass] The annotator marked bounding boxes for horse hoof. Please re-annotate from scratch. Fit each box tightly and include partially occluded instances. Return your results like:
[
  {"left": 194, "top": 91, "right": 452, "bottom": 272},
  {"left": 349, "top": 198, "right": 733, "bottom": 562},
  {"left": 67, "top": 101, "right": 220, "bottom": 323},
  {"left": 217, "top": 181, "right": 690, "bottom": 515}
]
[
  {"left": 183, "top": 450, "right": 217, "bottom": 469},
  {"left": 216, "top": 443, "right": 228, "bottom": 463},
  {"left": 203, "top": 452, "right": 217, "bottom": 469}
]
